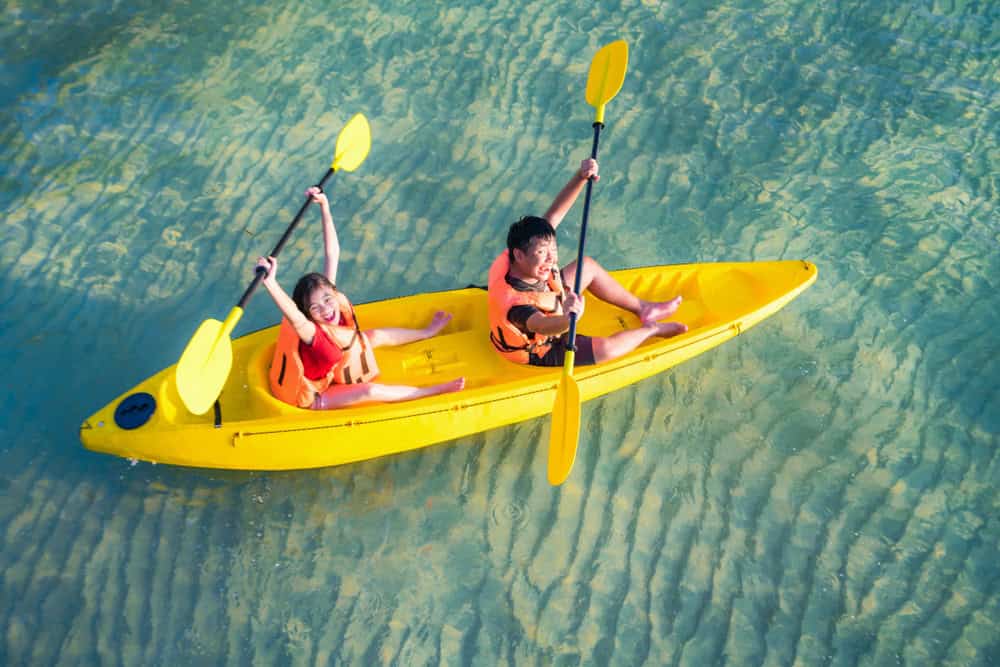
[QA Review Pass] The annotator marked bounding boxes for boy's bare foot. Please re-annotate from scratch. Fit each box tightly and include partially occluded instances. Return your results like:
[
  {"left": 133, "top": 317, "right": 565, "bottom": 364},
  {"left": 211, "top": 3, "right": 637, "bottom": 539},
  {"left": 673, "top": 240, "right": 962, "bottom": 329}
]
[
  {"left": 639, "top": 296, "right": 682, "bottom": 325},
  {"left": 654, "top": 321, "right": 687, "bottom": 337},
  {"left": 425, "top": 311, "right": 453, "bottom": 336}
]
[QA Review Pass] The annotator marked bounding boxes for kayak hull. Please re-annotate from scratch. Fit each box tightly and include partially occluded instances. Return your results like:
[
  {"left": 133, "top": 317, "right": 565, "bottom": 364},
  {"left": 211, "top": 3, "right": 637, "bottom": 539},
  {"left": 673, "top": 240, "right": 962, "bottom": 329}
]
[{"left": 80, "top": 260, "right": 817, "bottom": 470}]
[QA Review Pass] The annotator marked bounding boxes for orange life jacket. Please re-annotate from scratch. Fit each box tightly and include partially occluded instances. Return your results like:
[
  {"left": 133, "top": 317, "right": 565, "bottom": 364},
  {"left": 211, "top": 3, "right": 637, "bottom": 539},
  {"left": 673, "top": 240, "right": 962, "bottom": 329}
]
[
  {"left": 268, "top": 292, "right": 379, "bottom": 408},
  {"left": 487, "top": 252, "right": 564, "bottom": 364}
]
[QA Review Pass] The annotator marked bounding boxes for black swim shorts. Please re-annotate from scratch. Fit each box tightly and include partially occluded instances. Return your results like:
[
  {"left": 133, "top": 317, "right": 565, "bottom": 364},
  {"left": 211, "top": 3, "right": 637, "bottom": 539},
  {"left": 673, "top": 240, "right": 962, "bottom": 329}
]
[{"left": 528, "top": 334, "right": 596, "bottom": 367}]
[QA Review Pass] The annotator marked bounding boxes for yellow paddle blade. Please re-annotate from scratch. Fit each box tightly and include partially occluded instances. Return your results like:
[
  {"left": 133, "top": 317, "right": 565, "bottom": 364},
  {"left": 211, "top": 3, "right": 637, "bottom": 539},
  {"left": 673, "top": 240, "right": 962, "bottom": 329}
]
[
  {"left": 331, "top": 113, "right": 371, "bottom": 172},
  {"left": 175, "top": 307, "right": 244, "bottom": 415},
  {"left": 547, "top": 353, "right": 581, "bottom": 486},
  {"left": 585, "top": 40, "right": 629, "bottom": 124}
]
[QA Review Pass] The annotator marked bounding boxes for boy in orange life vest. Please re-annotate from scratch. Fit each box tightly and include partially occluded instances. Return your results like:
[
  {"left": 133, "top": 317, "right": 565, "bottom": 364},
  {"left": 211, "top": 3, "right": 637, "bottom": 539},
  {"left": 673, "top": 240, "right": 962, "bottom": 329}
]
[
  {"left": 488, "top": 158, "right": 687, "bottom": 367},
  {"left": 256, "top": 186, "right": 465, "bottom": 409}
]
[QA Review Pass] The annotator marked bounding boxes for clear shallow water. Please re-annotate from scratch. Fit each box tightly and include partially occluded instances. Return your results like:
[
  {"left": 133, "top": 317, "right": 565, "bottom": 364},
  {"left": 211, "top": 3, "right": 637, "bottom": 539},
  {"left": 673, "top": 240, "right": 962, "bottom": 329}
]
[{"left": 1, "top": 0, "right": 998, "bottom": 664}]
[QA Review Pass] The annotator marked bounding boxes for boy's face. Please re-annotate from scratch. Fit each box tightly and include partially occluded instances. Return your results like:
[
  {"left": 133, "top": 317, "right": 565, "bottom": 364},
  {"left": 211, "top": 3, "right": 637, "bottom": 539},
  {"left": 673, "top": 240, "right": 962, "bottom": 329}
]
[{"left": 512, "top": 236, "right": 559, "bottom": 282}]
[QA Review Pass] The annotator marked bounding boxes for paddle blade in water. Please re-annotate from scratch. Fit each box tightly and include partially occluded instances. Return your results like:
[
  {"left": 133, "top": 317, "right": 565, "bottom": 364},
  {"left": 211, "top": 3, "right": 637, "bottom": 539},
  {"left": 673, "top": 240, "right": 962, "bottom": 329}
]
[
  {"left": 548, "top": 365, "right": 581, "bottom": 486},
  {"left": 175, "top": 307, "right": 243, "bottom": 415},
  {"left": 332, "top": 113, "right": 371, "bottom": 172},
  {"left": 585, "top": 40, "right": 628, "bottom": 124}
]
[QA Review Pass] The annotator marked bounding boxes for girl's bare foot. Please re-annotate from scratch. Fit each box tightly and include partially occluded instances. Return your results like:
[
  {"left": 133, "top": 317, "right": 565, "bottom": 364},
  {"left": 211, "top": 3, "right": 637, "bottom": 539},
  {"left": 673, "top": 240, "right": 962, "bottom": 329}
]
[
  {"left": 654, "top": 321, "right": 687, "bottom": 337},
  {"left": 639, "top": 296, "right": 682, "bottom": 324},
  {"left": 425, "top": 311, "right": 453, "bottom": 336},
  {"left": 431, "top": 377, "right": 465, "bottom": 396}
]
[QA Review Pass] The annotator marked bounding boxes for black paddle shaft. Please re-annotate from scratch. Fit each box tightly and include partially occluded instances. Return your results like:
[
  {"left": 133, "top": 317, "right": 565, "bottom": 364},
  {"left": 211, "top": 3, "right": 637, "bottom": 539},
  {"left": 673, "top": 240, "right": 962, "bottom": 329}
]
[
  {"left": 237, "top": 167, "right": 336, "bottom": 309},
  {"left": 565, "top": 121, "right": 604, "bottom": 350}
]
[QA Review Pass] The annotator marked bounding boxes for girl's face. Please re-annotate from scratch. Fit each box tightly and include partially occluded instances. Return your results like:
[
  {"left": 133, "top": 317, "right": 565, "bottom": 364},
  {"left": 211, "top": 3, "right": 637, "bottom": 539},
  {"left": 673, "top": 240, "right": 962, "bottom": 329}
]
[{"left": 306, "top": 286, "right": 341, "bottom": 324}]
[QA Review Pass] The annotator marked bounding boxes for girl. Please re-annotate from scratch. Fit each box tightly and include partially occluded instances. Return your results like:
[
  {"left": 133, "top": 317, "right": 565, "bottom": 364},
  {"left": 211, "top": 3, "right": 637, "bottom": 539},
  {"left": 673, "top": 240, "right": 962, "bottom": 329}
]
[{"left": 257, "top": 186, "right": 465, "bottom": 409}]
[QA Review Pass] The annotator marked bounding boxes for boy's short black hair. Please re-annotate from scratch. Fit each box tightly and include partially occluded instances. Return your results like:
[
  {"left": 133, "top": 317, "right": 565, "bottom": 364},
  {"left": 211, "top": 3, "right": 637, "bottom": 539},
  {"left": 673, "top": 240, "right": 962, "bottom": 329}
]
[{"left": 507, "top": 216, "right": 556, "bottom": 261}]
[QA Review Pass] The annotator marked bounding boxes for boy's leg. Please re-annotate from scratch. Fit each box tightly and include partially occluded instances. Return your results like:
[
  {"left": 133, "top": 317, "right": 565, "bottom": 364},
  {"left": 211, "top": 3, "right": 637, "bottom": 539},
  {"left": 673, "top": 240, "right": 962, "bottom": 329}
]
[
  {"left": 542, "top": 324, "right": 686, "bottom": 367},
  {"left": 590, "top": 322, "right": 687, "bottom": 363},
  {"left": 562, "top": 257, "right": 682, "bottom": 324}
]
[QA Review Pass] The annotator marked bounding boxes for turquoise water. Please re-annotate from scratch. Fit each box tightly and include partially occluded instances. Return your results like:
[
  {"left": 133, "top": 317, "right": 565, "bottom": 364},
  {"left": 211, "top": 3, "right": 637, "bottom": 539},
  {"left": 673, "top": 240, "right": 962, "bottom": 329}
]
[{"left": 2, "top": 0, "right": 998, "bottom": 663}]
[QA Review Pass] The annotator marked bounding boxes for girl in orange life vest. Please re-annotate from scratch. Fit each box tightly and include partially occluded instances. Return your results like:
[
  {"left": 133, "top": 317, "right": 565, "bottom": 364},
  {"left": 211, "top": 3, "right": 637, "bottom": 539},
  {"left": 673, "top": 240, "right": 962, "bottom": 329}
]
[
  {"left": 488, "top": 158, "right": 688, "bottom": 367},
  {"left": 255, "top": 186, "right": 465, "bottom": 409}
]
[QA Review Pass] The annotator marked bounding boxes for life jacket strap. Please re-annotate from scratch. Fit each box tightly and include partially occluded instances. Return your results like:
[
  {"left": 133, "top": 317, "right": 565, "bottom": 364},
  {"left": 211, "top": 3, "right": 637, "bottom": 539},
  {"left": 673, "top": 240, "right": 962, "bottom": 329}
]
[{"left": 491, "top": 327, "right": 551, "bottom": 354}]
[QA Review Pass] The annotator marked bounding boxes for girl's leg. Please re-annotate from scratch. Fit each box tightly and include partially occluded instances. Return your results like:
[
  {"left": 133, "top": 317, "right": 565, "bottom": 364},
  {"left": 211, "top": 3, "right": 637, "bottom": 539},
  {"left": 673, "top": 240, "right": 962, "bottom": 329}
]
[
  {"left": 366, "top": 311, "right": 453, "bottom": 348},
  {"left": 314, "top": 377, "right": 466, "bottom": 409},
  {"left": 562, "top": 256, "right": 683, "bottom": 324},
  {"left": 590, "top": 321, "right": 687, "bottom": 363}
]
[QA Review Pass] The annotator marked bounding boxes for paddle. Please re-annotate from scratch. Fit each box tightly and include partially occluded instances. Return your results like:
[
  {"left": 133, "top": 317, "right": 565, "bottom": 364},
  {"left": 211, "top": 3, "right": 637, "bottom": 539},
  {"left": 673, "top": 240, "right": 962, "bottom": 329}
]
[
  {"left": 175, "top": 113, "right": 372, "bottom": 415},
  {"left": 547, "top": 41, "right": 628, "bottom": 486}
]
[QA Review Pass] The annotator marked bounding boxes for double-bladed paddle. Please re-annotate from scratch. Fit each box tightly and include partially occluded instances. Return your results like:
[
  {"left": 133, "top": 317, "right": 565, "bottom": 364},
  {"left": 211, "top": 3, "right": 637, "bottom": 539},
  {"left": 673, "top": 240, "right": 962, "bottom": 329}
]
[
  {"left": 176, "top": 113, "right": 372, "bottom": 415},
  {"left": 547, "top": 41, "right": 628, "bottom": 486}
]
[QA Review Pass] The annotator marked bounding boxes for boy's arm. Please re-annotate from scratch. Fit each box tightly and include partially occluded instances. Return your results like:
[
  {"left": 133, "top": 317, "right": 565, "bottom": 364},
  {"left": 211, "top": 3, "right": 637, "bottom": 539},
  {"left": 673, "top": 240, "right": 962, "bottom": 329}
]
[
  {"left": 543, "top": 158, "right": 599, "bottom": 229},
  {"left": 523, "top": 291, "right": 584, "bottom": 336},
  {"left": 525, "top": 311, "right": 572, "bottom": 336}
]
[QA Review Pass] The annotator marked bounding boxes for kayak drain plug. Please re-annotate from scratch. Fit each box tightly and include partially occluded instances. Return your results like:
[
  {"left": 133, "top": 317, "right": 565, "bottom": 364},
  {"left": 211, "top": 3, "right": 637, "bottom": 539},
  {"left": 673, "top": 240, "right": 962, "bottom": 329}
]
[{"left": 114, "top": 392, "right": 156, "bottom": 430}]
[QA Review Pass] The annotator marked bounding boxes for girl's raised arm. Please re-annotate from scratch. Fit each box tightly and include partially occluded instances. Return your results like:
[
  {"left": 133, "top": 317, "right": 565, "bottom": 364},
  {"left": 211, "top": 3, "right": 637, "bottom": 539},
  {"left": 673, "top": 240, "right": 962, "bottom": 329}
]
[
  {"left": 255, "top": 256, "right": 317, "bottom": 345},
  {"left": 305, "top": 186, "right": 340, "bottom": 285}
]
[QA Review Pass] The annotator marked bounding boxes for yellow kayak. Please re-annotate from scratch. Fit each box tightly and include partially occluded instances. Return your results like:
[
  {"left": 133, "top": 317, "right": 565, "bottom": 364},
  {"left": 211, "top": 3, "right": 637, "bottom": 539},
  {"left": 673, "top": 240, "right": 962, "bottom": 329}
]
[{"left": 80, "top": 260, "right": 817, "bottom": 470}]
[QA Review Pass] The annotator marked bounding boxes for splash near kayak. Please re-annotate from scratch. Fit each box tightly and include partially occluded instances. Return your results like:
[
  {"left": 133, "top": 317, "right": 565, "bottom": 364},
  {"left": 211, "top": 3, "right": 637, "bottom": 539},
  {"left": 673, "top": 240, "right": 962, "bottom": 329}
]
[{"left": 80, "top": 260, "right": 816, "bottom": 471}]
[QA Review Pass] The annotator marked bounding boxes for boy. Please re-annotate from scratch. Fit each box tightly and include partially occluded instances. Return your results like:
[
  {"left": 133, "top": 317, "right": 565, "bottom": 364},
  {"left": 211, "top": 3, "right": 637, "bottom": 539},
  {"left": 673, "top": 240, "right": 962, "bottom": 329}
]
[{"left": 488, "top": 158, "right": 686, "bottom": 367}]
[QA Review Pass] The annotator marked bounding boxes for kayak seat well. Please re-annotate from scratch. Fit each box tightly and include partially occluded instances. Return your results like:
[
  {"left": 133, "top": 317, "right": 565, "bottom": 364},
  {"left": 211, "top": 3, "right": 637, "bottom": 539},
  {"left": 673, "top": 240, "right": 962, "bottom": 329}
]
[
  {"left": 242, "top": 327, "right": 514, "bottom": 415},
  {"left": 372, "top": 329, "right": 512, "bottom": 389},
  {"left": 245, "top": 341, "right": 299, "bottom": 416}
]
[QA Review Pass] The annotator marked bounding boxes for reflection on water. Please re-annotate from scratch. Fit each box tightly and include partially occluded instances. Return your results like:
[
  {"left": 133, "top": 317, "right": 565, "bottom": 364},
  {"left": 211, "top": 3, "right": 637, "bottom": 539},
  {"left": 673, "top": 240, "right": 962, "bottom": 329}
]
[{"left": 1, "top": 0, "right": 997, "bottom": 664}]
